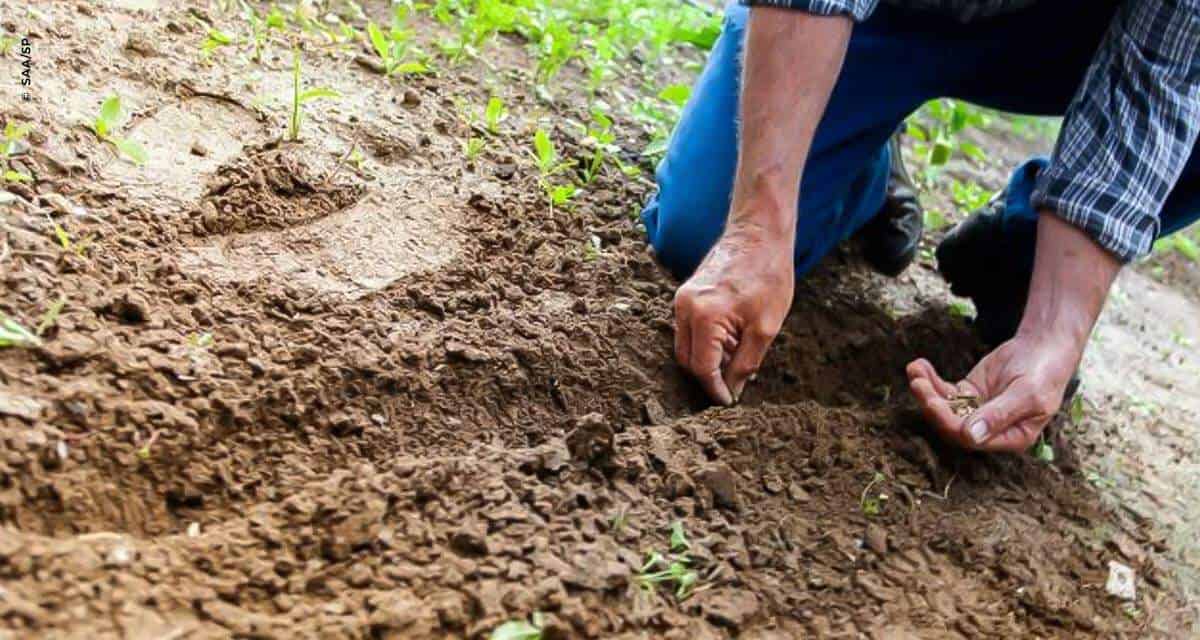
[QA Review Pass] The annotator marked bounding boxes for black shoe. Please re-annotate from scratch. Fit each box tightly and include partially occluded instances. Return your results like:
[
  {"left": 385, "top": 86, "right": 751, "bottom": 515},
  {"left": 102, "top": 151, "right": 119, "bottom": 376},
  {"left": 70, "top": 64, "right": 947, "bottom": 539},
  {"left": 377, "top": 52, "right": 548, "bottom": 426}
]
[
  {"left": 934, "top": 190, "right": 1036, "bottom": 347},
  {"left": 861, "top": 133, "right": 924, "bottom": 277}
]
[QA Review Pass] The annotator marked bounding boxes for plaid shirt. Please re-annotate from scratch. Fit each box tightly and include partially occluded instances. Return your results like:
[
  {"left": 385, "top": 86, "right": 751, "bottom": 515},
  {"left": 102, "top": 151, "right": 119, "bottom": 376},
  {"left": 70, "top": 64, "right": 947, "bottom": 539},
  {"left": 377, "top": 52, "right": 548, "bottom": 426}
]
[{"left": 742, "top": 0, "right": 1200, "bottom": 262}]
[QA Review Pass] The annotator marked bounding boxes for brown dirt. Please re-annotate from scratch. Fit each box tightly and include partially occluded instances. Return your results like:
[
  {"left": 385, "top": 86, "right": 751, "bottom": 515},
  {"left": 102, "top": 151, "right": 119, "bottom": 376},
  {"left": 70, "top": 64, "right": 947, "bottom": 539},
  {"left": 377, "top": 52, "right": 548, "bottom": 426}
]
[{"left": 0, "top": 1, "right": 1194, "bottom": 638}]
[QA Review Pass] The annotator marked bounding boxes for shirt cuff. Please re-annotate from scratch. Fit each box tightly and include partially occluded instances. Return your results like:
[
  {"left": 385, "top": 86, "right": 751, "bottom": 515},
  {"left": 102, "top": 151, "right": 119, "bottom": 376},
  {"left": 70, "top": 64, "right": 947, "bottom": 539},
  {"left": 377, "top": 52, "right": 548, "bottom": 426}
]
[
  {"left": 1030, "top": 166, "right": 1158, "bottom": 263},
  {"left": 738, "top": 0, "right": 879, "bottom": 22}
]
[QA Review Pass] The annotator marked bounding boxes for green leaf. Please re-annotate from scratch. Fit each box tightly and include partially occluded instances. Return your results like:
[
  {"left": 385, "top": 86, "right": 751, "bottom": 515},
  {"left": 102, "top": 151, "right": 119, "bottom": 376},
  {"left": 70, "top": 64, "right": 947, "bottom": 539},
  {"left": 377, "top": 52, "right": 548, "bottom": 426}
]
[
  {"left": 3, "top": 170, "right": 32, "bottom": 183},
  {"left": 112, "top": 137, "right": 148, "bottom": 166},
  {"left": 391, "top": 61, "right": 428, "bottom": 75},
  {"left": 207, "top": 28, "right": 233, "bottom": 45},
  {"left": 36, "top": 297, "right": 66, "bottom": 336},
  {"left": 50, "top": 219, "right": 71, "bottom": 250},
  {"left": 1069, "top": 394, "right": 1084, "bottom": 426},
  {"left": 367, "top": 22, "right": 390, "bottom": 65},
  {"left": 929, "top": 140, "right": 952, "bottom": 166},
  {"left": 1031, "top": 437, "right": 1055, "bottom": 463},
  {"left": 298, "top": 87, "right": 340, "bottom": 103},
  {"left": 266, "top": 8, "right": 287, "bottom": 29},
  {"left": 948, "top": 300, "right": 974, "bottom": 319},
  {"left": 99, "top": 95, "right": 124, "bottom": 131},
  {"left": 485, "top": 97, "right": 506, "bottom": 132},
  {"left": 550, "top": 183, "right": 576, "bottom": 205},
  {"left": 669, "top": 520, "right": 690, "bottom": 552},
  {"left": 904, "top": 121, "right": 928, "bottom": 142},
  {"left": 533, "top": 129, "right": 555, "bottom": 172},
  {"left": 489, "top": 618, "right": 541, "bottom": 640},
  {"left": 4, "top": 121, "right": 31, "bottom": 143},
  {"left": 0, "top": 315, "right": 41, "bottom": 348},
  {"left": 657, "top": 84, "right": 690, "bottom": 107},
  {"left": 923, "top": 209, "right": 948, "bottom": 232},
  {"left": 959, "top": 141, "right": 987, "bottom": 163}
]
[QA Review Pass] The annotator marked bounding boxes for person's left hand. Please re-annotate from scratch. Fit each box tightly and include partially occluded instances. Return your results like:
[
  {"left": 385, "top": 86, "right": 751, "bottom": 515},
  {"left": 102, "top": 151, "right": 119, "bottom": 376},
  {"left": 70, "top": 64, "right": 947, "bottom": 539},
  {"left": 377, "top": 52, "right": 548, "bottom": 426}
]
[{"left": 905, "top": 330, "right": 1081, "bottom": 452}]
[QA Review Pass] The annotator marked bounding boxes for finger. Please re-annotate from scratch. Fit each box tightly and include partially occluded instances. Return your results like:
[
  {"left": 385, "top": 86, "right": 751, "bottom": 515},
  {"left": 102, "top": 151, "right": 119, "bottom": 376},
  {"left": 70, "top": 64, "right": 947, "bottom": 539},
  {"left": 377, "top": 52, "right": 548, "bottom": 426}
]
[
  {"left": 720, "top": 334, "right": 738, "bottom": 368},
  {"left": 689, "top": 321, "right": 734, "bottom": 406},
  {"left": 724, "top": 326, "right": 774, "bottom": 402},
  {"left": 909, "top": 377, "right": 971, "bottom": 448},
  {"left": 962, "top": 382, "right": 1044, "bottom": 449},
  {"left": 975, "top": 418, "right": 1045, "bottom": 453},
  {"left": 674, "top": 306, "right": 692, "bottom": 371},
  {"left": 905, "top": 358, "right": 957, "bottom": 399}
]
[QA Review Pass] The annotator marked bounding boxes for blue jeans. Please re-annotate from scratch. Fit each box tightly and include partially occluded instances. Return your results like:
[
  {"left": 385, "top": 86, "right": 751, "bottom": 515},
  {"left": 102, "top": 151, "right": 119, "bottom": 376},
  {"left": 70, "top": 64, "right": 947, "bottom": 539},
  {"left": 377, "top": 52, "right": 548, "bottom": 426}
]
[{"left": 642, "top": 0, "right": 1200, "bottom": 280}]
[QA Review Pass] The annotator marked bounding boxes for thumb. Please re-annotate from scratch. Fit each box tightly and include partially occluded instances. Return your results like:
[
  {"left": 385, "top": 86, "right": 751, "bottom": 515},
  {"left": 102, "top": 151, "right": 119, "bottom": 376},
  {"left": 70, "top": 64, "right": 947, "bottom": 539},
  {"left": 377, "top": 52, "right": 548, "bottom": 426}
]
[
  {"left": 963, "top": 381, "right": 1040, "bottom": 451},
  {"left": 724, "top": 327, "right": 774, "bottom": 402}
]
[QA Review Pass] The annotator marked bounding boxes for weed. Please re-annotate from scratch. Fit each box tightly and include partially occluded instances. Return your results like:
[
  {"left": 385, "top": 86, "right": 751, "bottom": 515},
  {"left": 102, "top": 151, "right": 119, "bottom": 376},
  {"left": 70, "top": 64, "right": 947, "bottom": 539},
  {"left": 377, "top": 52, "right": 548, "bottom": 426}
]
[
  {"left": 288, "top": 50, "right": 340, "bottom": 141},
  {"left": 531, "top": 128, "right": 576, "bottom": 210},
  {"left": 0, "top": 314, "right": 40, "bottom": 348},
  {"left": 1154, "top": 233, "right": 1199, "bottom": 263},
  {"left": 246, "top": 4, "right": 287, "bottom": 62},
  {"left": 609, "top": 505, "right": 629, "bottom": 534},
  {"left": 949, "top": 179, "right": 993, "bottom": 213},
  {"left": 91, "top": 96, "right": 148, "bottom": 166},
  {"left": 1069, "top": 394, "right": 1085, "bottom": 426},
  {"left": 490, "top": 612, "right": 543, "bottom": 640},
  {"left": 906, "top": 99, "right": 990, "bottom": 179},
  {"left": 657, "top": 83, "right": 690, "bottom": 107}
]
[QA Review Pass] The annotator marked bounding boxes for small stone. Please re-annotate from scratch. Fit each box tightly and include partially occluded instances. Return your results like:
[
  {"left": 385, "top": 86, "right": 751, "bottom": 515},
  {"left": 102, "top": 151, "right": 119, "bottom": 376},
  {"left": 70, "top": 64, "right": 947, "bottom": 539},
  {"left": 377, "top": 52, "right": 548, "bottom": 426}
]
[
  {"left": 105, "top": 545, "right": 133, "bottom": 568},
  {"left": 695, "top": 462, "right": 740, "bottom": 510},
  {"left": 0, "top": 391, "right": 44, "bottom": 421},
  {"left": 641, "top": 398, "right": 668, "bottom": 426},
  {"left": 865, "top": 524, "right": 888, "bottom": 555},
  {"left": 402, "top": 89, "right": 421, "bottom": 106},
  {"left": 190, "top": 140, "right": 209, "bottom": 157},
  {"left": 187, "top": 522, "right": 201, "bottom": 537},
  {"left": 1106, "top": 561, "right": 1136, "bottom": 600}
]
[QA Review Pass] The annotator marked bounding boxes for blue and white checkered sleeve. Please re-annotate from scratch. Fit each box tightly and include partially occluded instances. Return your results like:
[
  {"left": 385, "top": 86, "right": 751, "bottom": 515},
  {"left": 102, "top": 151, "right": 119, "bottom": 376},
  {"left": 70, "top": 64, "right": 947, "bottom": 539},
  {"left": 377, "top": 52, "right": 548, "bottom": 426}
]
[
  {"left": 738, "top": 0, "right": 879, "bottom": 21},
  {"left": 1031, "top": 0, "right": 1200, "bottom": 262}
]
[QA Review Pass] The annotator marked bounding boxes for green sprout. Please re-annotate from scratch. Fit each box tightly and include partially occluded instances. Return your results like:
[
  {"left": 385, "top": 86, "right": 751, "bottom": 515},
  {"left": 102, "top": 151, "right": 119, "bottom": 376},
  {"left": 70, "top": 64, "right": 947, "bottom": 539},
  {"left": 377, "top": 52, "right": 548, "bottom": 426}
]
[
  {"left": 1031, "top": 434, "right": 1055, "bottom": 463},
  {"left": 669, "top": 520, "right": 690, "bottom": 552},
  {"left": 636, "top": 551, "right": 699, "bottom": 600},
  {"left": 288, "top": 50, "right": 339, "bottom": 141},
  {"left": 47, "top": 216, "right": 92, "bottom": 256},
  {"left": 201, "top": 27, "right": 235, "bottom": 59},
  {"left": 246, "top": 5, "right": 287, "bottom": 61},
  {"left": 923, "top": 209, "right": 951, "bottom": 232},
  {"left": 531, "top": 128, "right": 576, "bottom": 211},
  {"left": 463, "top": 136, "right": 486, "bottom": 161},
  {"left": 366, "top": 16, "right": 428, "bottom": 76},
  {"left": 91, "top": 95, "right": 148, "bottom": 166},
  {"left": 490, "top": 613, "right": 544, "bottom": 640},
  {"left": 2, "top": 120, "right": 33, "bottom": 183},
  {"left": 0, "top": 314, "right": 40, "bottom": 348},
  {"left": 860, "top": 472, "right": 886, "bottom": 517},
  {"left": 36, "top": 296, "right": 65, "bottom": 337},
  {"left": 484, "top": 96, "right": 507, "bottom": 134}
]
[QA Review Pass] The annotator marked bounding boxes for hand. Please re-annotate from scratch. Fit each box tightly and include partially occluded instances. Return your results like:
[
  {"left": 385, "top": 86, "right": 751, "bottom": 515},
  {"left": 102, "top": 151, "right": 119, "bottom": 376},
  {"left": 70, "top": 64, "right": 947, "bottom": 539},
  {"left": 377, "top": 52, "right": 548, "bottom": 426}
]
[
  {"left": 673, "top": 224, "right": 794, "bottom": 405},
  {"left": 906, "top": 329, "right": 1083, "bottom": 452}
]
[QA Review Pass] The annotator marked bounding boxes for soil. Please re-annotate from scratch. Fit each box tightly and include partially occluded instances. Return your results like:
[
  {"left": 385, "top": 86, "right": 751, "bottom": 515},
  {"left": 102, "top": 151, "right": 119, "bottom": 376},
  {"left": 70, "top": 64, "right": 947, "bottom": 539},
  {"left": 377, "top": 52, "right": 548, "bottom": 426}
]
[{"left": 0, "top": 1, "right": 1196, "bottom": 638}]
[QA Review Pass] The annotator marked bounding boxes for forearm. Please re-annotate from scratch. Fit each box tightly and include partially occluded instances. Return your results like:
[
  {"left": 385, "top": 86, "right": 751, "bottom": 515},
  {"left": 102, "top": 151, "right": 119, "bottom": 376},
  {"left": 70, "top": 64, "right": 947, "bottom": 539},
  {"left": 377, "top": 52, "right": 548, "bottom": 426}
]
[
  {"left": 1017, "top": 211, "right": 1122, "bottom": 352},
  {"left": 729, "top": 8, "right": 852, "bottom": 244}
]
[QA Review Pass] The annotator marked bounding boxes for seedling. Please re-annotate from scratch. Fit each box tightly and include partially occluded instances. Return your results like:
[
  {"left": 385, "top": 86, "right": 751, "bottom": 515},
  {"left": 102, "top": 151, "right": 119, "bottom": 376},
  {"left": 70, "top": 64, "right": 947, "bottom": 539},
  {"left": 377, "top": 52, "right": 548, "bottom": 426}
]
[
  {"left": 484, "top": 96, "right": 507, "bottom": 134},
  {"left": 36, "top": 296, "right": 65, "bottom": 336},
  {"left": 0, "top": 314, "right": 40, "bottom": 348},
  {"left": 2, "top": 120, "right": 32, "bottom": 183},
  {"left": 669, "top": 520, "right": 690, "bottom": 552},
  {"left": 636, "top": 551, "right": 699, "bottom": 599},
  {"left": 288, "top": 50, "right": 339, "bottom": 141},
  {"left": 47, "top": 216, "right": 92, "bottom": 257},
  {"left": 1154, "top": 233, "right": 1199, "bottom": 263},
  {"left": 201, "top": 27, "right": 235, "bottom": 59},
  {"left": 490, "top": 613, "right": 543, "bottom": 640},
  {"left": 950, "top": 179, "right": 993, "bottom": 213},
  {"left": 1068, "top": 394, "right": 1085, "bottom": 426},
  {"left": 531, "top": 128, "right": 576, "bottom": 211},
  {"left": 1030, "top": 434, "right": 1054, "bottom": 463},
  {"left": 609, "top": 506, "right": 629, "bottom": 534},
  {"left": 657, "top": 84, "right": 690, "bottom": 107},
  {"left": 188, "top": 332, "right": 214, "bottom": 349},
  {"left": 860, "top": 472, "right": 887, "bottom": 517},
  {"left": 246, "top": 4, "right": 287, "bottom": 61},
  {"left": 366, "top": 18, "right": 428, "bottom": 76},
  {"left": 91, "top": 95, "right": 148, "bottom": 166},
  {"left": 923, "top": 209, "right": 950, "bottom": 232},
  {"left": 463, "top": 136, "right": 486, "bottom": 161}
]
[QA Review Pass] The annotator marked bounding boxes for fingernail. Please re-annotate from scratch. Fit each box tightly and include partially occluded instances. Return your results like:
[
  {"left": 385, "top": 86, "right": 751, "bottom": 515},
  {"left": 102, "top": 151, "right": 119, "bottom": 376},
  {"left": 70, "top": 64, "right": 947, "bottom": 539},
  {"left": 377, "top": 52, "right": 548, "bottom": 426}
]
[{"left": 968, "top": 419, "right": 989, "bottom": 444}]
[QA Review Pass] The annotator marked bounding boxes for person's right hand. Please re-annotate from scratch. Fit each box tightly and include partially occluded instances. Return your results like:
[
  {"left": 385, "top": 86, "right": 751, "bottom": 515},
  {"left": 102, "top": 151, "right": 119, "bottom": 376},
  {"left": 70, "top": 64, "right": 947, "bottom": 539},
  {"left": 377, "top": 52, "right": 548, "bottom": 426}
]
[{"left": 673, "top": 225, "right": 794, "bottom": 405}]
